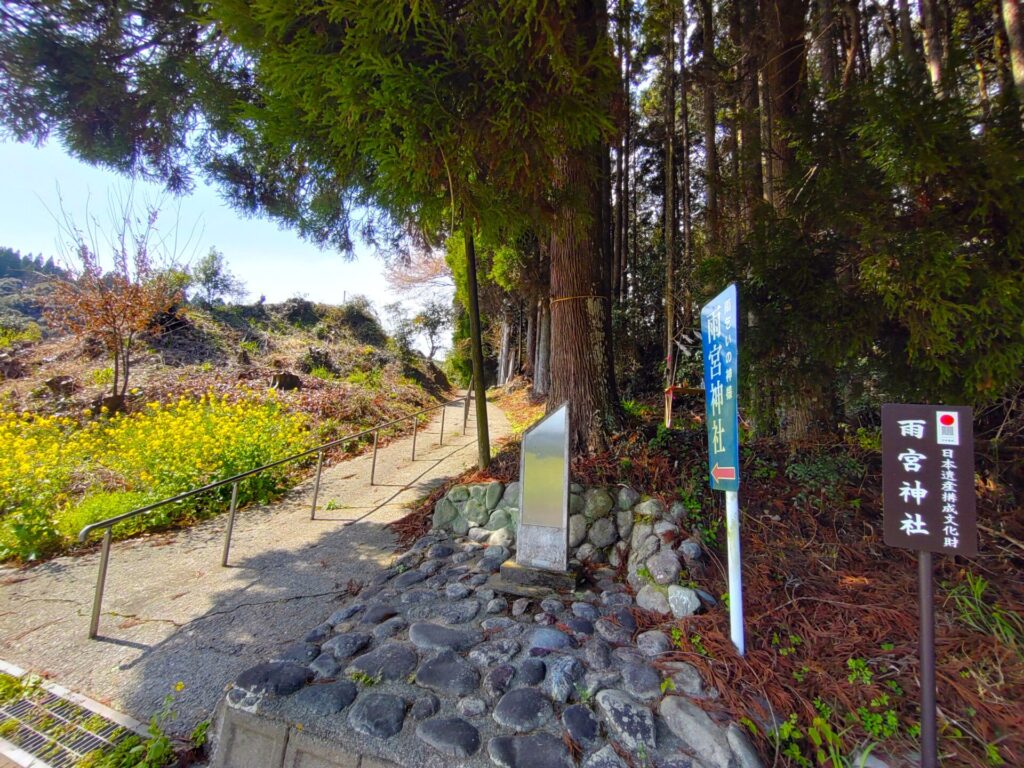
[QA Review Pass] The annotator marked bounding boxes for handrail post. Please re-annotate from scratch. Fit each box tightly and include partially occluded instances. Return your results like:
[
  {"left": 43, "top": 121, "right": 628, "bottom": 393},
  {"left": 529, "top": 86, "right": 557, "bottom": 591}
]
[
  {"left": 439, "top": 405, "right": 446, "bottom": 447},
  {"left": 89, "top": 528, "right": 113, "bottom": 639},
  {"left": 221, "top": 482, "right": 240, "bottom": 567},
  {"left": 310, "top": 450, "right": 324, "bottom": 520},
  {"left": 370, "top": 429, "right": 379, "bottom": 485},
  {"left": 463, "top": 391, "right": 472, "bottom": 435},
  {"left": 411, "top": 416, "right": 418, "bottom": 460}
]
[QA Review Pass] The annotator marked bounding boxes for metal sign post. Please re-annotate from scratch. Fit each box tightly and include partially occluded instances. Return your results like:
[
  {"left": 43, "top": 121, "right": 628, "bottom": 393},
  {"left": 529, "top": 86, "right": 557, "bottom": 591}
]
[
  {"left": 881, "top": 404, "right": 976, "bottom": 768},
  {"left": 700, "top": 283, "right": 744, "bottom": 656}
]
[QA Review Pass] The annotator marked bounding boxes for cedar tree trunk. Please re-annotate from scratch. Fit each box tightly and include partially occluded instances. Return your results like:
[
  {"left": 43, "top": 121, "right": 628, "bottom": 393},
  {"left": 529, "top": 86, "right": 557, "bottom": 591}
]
[{"left": 549, "top": 149, "right": 620, "bottom": 454}]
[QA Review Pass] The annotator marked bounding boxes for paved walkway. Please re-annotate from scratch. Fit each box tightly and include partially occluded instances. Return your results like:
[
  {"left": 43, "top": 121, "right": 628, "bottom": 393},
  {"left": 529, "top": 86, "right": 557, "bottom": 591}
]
[{"left": 0, "top": 397, "right": 509, "bottom": 734}]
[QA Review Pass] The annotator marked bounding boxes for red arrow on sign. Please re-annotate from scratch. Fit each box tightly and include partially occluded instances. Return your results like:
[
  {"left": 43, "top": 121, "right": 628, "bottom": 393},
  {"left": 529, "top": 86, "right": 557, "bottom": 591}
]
[{"left": 712, "top": 464, "right": 737, "bottom": 481}]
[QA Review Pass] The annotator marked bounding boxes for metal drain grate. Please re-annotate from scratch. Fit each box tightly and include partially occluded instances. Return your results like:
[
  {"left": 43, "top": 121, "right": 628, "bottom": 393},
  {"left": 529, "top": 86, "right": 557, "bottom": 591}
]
[
  {"left": 0, "top": 663, "right": 144, "bottom": 768},
  {"left": 0, "top": 688, "right": 135, "bottom": 767}
]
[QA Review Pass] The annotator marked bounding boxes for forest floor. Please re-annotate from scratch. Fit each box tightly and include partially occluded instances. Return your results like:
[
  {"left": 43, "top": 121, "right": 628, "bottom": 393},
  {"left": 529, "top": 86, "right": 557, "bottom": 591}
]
[{"left": 393, "top": 387, "right": 1023, "bottom": 768}]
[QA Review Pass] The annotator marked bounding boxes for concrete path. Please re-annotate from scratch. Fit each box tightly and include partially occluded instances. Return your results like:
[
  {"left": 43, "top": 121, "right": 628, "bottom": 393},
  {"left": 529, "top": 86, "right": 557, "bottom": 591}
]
[{"left": 0, "top": 397, "right": 509, "bottom": 735}]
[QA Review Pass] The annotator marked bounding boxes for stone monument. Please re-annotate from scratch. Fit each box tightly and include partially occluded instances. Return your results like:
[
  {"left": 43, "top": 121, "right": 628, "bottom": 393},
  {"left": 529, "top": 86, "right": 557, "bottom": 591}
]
[{"left": 491, "top": 402, "right": 580, "bottom": 595}]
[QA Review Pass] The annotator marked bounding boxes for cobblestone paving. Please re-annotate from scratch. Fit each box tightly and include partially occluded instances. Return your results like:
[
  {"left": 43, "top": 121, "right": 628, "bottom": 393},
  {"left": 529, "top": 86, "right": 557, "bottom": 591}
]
[{"left": 218, "top": 526, "right": 764, "bottom": 768}]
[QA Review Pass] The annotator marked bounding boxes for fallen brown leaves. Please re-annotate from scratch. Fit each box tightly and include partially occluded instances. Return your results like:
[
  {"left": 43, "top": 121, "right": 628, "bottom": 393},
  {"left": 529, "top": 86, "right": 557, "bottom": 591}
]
[
  {"left": 390, "top": 402, "right": 1022, "bottom": 767},
  {"left": 643, "top": 466, "right": 1023, "bottom": 768}
]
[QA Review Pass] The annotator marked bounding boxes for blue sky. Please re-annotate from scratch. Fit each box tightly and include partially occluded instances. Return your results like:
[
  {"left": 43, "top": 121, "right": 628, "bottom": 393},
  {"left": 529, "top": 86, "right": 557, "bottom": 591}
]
[{"left": 0, "top": 140, "right": 399, "bottom": 311}]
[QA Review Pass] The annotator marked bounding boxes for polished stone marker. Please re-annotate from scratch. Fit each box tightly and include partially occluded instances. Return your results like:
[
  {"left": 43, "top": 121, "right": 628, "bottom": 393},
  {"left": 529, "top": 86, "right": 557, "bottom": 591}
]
[
  {"left": 516, "top": 402, "right": 570, "bottom": 569},
  {"left": 491, "top": 403, "right": 579, "bottom": 595}
]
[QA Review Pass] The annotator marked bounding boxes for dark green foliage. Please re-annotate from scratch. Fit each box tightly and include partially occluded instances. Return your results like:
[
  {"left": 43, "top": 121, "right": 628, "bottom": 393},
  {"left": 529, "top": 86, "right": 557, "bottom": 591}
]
[
  {"left": 709, "top": 66, "right": 1024, "bottom": 427},
  {"left": 206, "top": 0, "right": 617, "bottom": 246},
  {"left": 853, "top": 74, "right": 1024, "bottom": 403},
  {"left": 0, "top": 247, "right": 63, "bottom": 332},
  {"left": 413, "top": 299, "right": 454, "bottom": 361},
  {"left": 296, "top": 346, "right": 335, "bottom": 375},
  {"left": 0, "top": 1, "right": 247, "bottom": 192},
  {"left": 321, "top": 297, "right": 388, "bottom": 348},
  {"left": 0, "top": 247, "right": 64, "bottom": 280},
  {"left": 276, "top": 297, "right": 321, "bottom": 328},
  {"left": 191, "top": 248, "right": 246, "bottom": 304}
]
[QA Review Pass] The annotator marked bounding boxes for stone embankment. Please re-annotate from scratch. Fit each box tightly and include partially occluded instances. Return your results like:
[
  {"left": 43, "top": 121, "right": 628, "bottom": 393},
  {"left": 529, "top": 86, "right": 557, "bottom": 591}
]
[
  {"left": 431, "top": 481, "right": 716, "bottom": 619},
  {"left": 212, "top": 483, "right": 762, "bottom": 768}
]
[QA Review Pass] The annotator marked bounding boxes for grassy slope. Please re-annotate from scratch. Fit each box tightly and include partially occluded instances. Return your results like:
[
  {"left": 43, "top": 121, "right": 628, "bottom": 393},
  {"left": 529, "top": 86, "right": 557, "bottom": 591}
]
[{"left": 0, "top": 297, "right": 452, "bottom": 561}]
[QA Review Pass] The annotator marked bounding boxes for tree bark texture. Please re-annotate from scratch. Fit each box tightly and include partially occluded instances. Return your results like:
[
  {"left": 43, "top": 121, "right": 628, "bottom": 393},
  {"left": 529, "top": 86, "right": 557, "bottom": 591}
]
[
  {"left": 524, "top": 299, "right": 537, "bottom": 378},
  {"left": 764, "top": 0, "right": 810, "bottom": 209},
  {"left": 463, "top": 228, "right": 491, "bottom": 469},
  {"left": 919, "top": 0, "right": 946, "bottom": 93},
  {"left": 699, "top": 0, "right": 722, "bottom": 250},
  {"left": 817, "top": 0, "right": 839, "bottom": 91},
  {"left": 738, "top": 0, "right": 763, "bottom": 229},
  {"left": 613, "top": 140, "right": 624, "bottom": 301},
  {"left": 679, "top": 0, "right": 694, "bottom": 329},
  {"left": 1003, "top": 0, "right": 1024, "bottom": 110},
  {"left": 897, "top": 0, "right": 924, "bottom": 76},
  {"left": 619, "top": 0, "right": 634, "bottom": 304},
  {"left": 663, "top": 5, "right": 677, "bottom": 390},
  {"left": 497, "top": 316, "right": 510, "bottom": 385},
  {"left": 549, "top": 148, "right": 620, "bottom": 454},
  {"left": 533, "top": 298, "right": 551, "bottom": 397}
]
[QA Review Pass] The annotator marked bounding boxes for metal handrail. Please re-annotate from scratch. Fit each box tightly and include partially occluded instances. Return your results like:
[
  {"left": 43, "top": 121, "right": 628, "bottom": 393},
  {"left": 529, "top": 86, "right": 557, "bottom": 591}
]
[{"left": 78, "top": 392, "right": 475, "bottom": 638}]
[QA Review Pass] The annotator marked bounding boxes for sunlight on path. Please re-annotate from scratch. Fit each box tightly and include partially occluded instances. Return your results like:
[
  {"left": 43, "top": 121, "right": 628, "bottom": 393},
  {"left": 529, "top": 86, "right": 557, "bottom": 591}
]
[{"left": 0, "top": 397, "right": 510, "bottom": 733}]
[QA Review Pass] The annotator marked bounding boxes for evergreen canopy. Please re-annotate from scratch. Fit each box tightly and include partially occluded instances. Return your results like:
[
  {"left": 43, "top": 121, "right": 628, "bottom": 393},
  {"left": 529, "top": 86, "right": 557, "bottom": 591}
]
[{"left": 207, "top": 0, "right": 617, "bottom": 243}]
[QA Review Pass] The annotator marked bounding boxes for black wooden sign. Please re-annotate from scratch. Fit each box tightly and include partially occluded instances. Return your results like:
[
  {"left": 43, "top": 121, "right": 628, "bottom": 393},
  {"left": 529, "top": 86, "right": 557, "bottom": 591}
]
[{"left": 882, "top": 404, "right": 976, "bottom": 556}]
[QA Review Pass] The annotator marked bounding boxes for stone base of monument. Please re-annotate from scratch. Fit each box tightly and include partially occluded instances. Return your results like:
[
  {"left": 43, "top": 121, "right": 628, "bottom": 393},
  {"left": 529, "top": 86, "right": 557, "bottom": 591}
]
[
  {"left": 210, "top": 525, "right": 765, "bottom": 768},
  {"left": 486, "top": 560, "right": 581, "bottom": 599}
]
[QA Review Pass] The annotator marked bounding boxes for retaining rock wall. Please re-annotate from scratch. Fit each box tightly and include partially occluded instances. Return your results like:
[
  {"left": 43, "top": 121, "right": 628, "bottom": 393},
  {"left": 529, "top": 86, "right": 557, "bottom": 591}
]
[{"left": 431, "top": 482, "right": 713, "bottom": 619}]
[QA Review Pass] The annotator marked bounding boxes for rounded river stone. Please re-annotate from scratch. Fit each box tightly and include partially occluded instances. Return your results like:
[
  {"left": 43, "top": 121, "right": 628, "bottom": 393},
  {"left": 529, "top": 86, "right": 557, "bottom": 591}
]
[
  {"left": 275, "top": 642, "right": 320, "bottom": 664},
  {"left": 309, "top": 652, "right": 342, "bottom": 680},
  {"left": 562, "top": 704, "right": 599, "bottom": 746},
  {"left": 617, "top": 486, "right": 641, "bottom": 510},
  {"left": 543, "top": 655, "right": 585, "bottom": 702},
  {"left": 622, "top": 663, "right": 662, "bottom": 701},
  {"left": 427, "top": 543, "right": 455, "bottom": 559},
  {"left": 328, "top": 604, "right": 364, "bottom": 625},
  {"left": 565, "top": 617, "right": 594, "bottom": 636},
  {"left": 234, "top": 662, "right": 311, "bottom": 696},
  {"left": 289, "top": 681, "right": 357, "bottom": 716},
  {"left": 359, "top": 604, "right": 400, "bottom": 625},
  {"left": 492, "top": 687, "right": 553, "bottom": 732},
  {"left": 345, "top": 643, "right": 418, "bottom": 682},
  {"left": 526, "top": 627, "right": 574, "bottom": 652},
  {"left": 572, "top": 602, "right": 600, "bottom": 621},
  {"left": 595, "top": 618, "right": 633, "bottom": 646},
  {"left": 323, "top": 634, "right": 372, "bottom": 663},
  {"left": 595, "top": 689, "right": 656, "bottom": 751},
  {"left": 409, "top": 622, "right": 482, "bottom": 652},
  {"left": 392, "top": 570, "right": 428, "bottom": 589},
  {"left": 468, "top": 638, "right": 521, "bottom": 666},
  {"left": 588, "top": 517, "right": 617, "bottom": 548},
  {"left": 514, "top": 658, "right": 546, "bottom": 686},
  {"left": 348, "top": 693, "right": 406, "bottom": 739},
  {"left": 420, "top": 598, "right": 481, "bottom": 625},
  {"left": 410, "top": 693, "right": 440, "bottom": 720},
  {"left": 488, "top": 732, "right": 574, "bottom": 768},
  {"left": 483, "top": 665, "right": 515, "bottom": 700},
  {"left": 416, "top": 650, "right": 480, "bottom": 695},
  {"left": 416, "top": 716, "right": 482, "bottom": 758}
]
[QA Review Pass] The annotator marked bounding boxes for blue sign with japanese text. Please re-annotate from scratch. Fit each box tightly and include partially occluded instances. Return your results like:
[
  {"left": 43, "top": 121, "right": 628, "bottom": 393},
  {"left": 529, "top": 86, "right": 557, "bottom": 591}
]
[{"left": 701, "top": 284, "right": 740, "bottom": 492}]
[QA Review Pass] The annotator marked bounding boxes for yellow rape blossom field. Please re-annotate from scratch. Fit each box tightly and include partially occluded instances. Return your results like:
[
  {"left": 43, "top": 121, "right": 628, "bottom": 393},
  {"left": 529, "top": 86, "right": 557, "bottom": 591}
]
[{"left": 0, "top": 390, "right": 311, "bottom": 561}]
